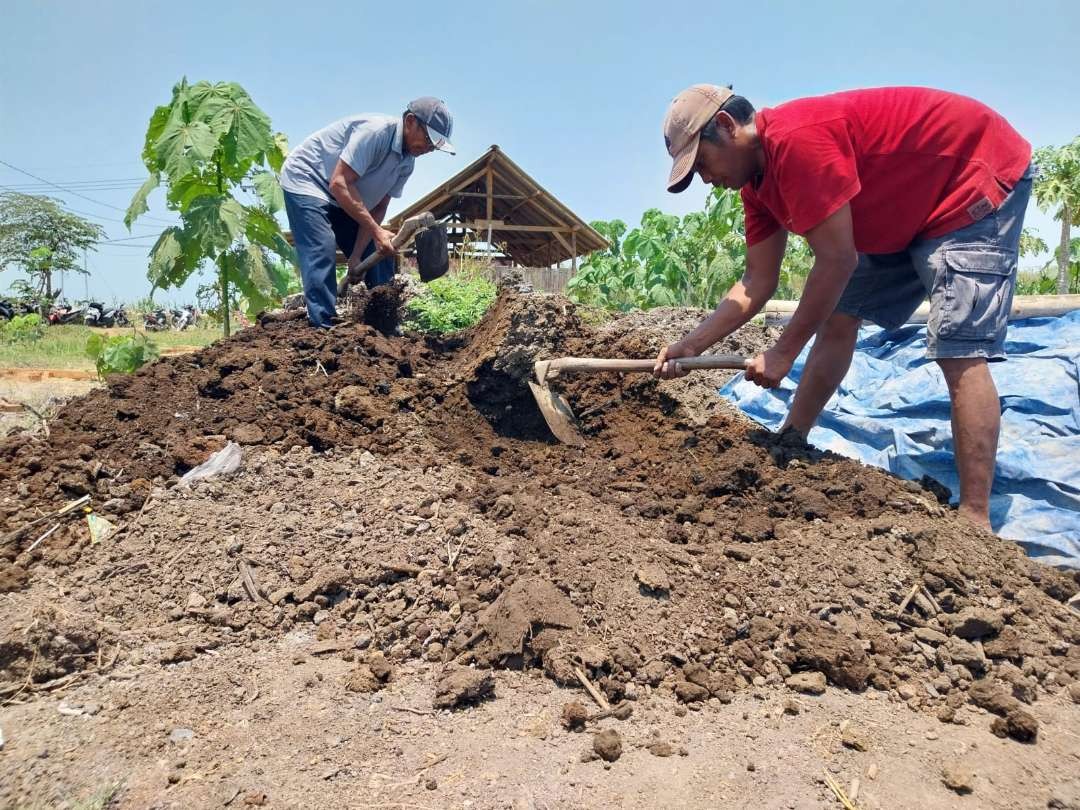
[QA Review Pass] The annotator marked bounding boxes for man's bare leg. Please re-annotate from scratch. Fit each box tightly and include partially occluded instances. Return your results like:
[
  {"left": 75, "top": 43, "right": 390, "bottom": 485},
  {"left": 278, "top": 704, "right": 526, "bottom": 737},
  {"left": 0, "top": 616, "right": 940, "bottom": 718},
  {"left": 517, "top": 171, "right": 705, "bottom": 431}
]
[
  {"left": 783, "top": 312, "right": 862, "bottom": 435},
  {"left": 937, "top": 358, "right": 999, "bottom": 529}
]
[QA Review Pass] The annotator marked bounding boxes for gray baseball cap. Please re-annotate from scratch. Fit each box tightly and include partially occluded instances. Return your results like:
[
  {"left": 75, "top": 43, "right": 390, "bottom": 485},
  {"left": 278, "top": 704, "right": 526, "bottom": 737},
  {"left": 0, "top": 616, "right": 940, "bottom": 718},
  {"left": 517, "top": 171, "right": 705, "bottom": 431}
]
[{"left": 407, "top": 97, "right": 455, "bottom": 154}]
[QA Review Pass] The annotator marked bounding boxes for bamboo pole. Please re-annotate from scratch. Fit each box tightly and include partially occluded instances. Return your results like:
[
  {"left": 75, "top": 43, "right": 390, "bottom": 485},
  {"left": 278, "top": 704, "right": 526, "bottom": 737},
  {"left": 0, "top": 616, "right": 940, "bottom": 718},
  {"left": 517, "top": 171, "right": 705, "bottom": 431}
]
[{"left": 761, "top": 294, "right": 1080, "bottom": 325}]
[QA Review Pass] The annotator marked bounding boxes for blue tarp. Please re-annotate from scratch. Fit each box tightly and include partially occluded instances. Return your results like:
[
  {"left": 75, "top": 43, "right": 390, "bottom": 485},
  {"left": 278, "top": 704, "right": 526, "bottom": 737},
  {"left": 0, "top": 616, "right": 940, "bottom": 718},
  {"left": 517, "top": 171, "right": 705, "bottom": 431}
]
[{"left": 719, "top": 310, "right": 1080, "bottom": 568}]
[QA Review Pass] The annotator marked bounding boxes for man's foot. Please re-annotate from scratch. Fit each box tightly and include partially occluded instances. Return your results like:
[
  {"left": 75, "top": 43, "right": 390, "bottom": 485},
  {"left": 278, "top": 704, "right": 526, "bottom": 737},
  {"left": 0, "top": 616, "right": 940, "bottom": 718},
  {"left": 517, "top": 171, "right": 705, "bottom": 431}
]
[{"left": 956, "top": 505, "right": 992, "bottom": 531}]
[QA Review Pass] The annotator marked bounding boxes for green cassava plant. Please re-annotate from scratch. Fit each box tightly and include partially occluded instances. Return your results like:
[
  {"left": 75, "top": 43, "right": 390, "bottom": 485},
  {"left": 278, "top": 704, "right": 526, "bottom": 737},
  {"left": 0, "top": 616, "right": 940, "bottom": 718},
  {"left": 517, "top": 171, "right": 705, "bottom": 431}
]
[{"left": 126, "top": 79, "right": 296, "bottom": 336}]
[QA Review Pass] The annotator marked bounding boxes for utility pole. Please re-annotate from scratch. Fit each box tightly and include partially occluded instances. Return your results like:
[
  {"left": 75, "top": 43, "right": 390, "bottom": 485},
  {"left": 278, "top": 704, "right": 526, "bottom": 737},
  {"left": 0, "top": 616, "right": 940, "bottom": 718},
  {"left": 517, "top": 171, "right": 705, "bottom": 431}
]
[{"left": 83, "top": 248, "right": 89, "bottom": 299}]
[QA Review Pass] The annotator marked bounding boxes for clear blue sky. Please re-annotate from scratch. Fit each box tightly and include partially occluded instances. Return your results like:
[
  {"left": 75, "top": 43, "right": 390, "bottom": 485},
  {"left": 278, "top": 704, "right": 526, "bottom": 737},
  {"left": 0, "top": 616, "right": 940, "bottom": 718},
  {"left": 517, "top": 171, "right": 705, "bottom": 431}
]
[{"left": 1, "top": 0, "right": 1077, "bottom": 303}]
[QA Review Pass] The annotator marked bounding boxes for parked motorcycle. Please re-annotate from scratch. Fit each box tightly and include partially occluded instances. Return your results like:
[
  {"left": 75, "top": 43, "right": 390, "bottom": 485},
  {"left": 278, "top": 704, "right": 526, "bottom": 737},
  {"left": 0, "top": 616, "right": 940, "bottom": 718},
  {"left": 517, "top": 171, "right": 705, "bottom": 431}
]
[
  {"left": 0, "top": 299, "right": 13, "bottom": 320},
  {"left": 172, "top": 305, "right": 198, "bottom": 331},
  {"left": 84, "top": 302, "right": 130, "bottom": 328},
  {"left": 48, "top": 301, "right": 87, "bottom": 325},
  {"left": 143, "top": 308, "right": 170, "bottom": 331}
]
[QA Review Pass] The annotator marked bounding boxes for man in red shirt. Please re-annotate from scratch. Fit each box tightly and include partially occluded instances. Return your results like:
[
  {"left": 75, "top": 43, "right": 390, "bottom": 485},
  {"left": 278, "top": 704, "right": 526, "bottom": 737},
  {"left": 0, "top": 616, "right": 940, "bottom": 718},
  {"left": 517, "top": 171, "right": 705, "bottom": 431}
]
[{"left": 654, "top": 84, "right": 1033, "bottom": 529}]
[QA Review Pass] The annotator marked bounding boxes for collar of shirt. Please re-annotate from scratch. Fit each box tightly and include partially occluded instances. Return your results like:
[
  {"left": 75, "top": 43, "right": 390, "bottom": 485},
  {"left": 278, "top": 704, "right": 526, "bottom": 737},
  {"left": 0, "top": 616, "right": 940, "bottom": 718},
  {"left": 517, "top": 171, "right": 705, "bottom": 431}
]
[{"left": 391, "top": 116, "right": 405, "bottom": 156}]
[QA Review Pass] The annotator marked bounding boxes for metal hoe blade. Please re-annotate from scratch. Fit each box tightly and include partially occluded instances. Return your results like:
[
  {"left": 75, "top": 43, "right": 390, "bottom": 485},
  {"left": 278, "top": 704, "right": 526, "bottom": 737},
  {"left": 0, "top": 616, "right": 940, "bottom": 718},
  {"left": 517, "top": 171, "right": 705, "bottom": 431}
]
[{"left": 528, "top": 376, "right": 585, "bottom": 447}]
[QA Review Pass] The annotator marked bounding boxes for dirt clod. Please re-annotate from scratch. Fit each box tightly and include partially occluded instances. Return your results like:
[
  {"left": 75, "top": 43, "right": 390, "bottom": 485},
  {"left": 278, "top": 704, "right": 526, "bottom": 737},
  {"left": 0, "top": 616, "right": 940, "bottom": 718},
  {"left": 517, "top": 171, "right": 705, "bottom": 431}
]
[
  {"left": 561, "top": 701, "right": 589, "bottom": 732},
  {"left": 941, "top": 760, "right": 975, "bottom": 794},
  {"left": 785, "top": 672, "right": 827, "bottom": 695},
  {"left": 791, "top": 622, "right": 870, "bottom": 691},
  {"left": 593, "top": 729, "right": 622, "bottom": 762},
  {"left": 990, "top": 708, "right": 1039, "bottom": 743},
  {"left": 433, "top": 668, "right": 495, "bottom": 710}
]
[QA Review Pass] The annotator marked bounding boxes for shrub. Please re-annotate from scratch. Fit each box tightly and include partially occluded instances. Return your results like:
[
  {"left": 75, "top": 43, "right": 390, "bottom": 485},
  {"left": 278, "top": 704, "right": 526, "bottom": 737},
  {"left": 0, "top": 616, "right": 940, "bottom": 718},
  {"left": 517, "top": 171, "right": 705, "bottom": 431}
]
[
  {"left": 404, "top": 269, "right": 496, "bottom": 334},
  {"left": 1, "top": 313, "right": 46, "bottom": 343},
  {"left": 85, "top": 333, "right": 160, "bottom": 378}
]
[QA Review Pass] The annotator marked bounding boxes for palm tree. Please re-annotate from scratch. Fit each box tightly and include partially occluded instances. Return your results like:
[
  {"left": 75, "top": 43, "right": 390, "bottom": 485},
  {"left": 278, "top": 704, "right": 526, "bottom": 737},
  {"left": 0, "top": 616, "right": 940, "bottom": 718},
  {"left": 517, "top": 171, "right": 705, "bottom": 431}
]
[{"left": 1033, "top": 138, "right": 1080, "bottom": 295}]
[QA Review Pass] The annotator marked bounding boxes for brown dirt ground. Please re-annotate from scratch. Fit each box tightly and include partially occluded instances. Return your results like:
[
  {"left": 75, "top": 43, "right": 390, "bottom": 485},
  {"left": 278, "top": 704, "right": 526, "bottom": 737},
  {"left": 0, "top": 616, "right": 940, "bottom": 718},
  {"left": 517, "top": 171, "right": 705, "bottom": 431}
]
[{"left": 1, "top": 289, "right": 1078, "bottom": 809}]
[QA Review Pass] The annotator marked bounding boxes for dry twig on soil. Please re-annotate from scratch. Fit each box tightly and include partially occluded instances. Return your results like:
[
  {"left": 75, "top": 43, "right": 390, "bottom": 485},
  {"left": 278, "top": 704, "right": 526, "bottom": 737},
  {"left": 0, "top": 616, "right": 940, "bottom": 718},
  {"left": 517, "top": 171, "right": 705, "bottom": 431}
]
[
  {"left": 572, "top": 666, "right": 610, "bottom": 711},
  {"left": 823, "top": 771, "right": 859, "bottom": 810}
]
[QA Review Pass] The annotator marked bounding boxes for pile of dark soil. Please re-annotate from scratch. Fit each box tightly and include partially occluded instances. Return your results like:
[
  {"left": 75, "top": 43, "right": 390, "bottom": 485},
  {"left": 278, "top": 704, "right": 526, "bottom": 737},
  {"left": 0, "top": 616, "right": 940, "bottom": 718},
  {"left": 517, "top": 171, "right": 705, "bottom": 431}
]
[{"left": 1, "top": 289, "right": 1077, "bottom": 743}]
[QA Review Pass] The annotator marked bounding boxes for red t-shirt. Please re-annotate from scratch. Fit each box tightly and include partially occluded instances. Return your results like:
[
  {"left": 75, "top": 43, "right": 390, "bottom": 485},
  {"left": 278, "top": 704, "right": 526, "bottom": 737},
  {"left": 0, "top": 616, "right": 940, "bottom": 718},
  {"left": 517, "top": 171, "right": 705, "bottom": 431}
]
[{"left": 741, "top": 87, "right": 1031, "bottom": 254}]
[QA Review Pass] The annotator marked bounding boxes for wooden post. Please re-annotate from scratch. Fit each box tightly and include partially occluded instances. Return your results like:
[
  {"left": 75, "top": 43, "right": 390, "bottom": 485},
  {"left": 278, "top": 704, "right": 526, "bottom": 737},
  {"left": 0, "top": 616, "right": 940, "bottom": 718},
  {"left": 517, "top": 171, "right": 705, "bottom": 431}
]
[
  {"left": 571, "top": 230, "right": 578, "bottom": 274},
  {"left": 485, "top": 167, "right": 494, "bottom": 250}
]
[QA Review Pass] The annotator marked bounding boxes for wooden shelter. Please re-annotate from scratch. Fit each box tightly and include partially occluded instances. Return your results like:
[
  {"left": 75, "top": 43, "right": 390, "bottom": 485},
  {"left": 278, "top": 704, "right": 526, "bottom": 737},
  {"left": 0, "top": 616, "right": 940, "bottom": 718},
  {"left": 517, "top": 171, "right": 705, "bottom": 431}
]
[{"left": 389, "top": 145, "right": 607, "bottom": 270}]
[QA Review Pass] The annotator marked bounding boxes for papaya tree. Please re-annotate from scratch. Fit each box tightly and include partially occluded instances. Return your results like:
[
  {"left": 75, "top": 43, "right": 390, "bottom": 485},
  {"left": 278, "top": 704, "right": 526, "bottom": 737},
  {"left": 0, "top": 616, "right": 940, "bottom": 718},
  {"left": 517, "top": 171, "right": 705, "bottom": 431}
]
[
  {"left": 126, "top": 79, "right": 295, "bottom": 335},
  {"left": 1033, "top": 138, "right": 1080, "bottom": 295}
]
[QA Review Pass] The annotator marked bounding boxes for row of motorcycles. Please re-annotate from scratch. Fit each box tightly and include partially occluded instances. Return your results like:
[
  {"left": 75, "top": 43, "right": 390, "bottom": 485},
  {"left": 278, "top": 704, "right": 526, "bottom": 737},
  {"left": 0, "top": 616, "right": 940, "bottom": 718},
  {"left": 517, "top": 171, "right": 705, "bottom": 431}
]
[
  {"left": 0, "top": 299, "right": 199, "bottom": 331},
  {"left": 47, "top": 301, "right": 131, "bottom": 327},
  {"left": 143, "top": 305, "right": 199, "bottom": 331}
]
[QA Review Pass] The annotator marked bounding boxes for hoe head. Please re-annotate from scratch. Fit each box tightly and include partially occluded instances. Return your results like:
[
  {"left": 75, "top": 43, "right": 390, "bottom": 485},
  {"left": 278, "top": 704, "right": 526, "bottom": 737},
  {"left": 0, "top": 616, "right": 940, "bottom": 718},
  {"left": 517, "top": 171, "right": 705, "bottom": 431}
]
[{"left": 529, "top": 359, "right": 585, "bottom": 447}]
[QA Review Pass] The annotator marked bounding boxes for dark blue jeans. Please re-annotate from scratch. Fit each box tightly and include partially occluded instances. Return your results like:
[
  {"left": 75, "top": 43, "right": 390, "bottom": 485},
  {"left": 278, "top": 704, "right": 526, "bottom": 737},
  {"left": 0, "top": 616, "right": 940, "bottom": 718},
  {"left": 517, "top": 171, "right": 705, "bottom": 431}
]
[{"left": 283, "top": 190, "right": 395, "bottom": 328}]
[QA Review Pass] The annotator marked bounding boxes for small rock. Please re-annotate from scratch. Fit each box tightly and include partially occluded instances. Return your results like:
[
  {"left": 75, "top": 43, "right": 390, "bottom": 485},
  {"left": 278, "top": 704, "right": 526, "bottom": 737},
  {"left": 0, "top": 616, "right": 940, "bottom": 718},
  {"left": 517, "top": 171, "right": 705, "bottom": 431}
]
[
  {"left": 185, "top": 592, "right": 207, "bottom": 612},
  {"left": 648, "top": 741, "right": 675, "bottom": 757},
  {"left": 941, "top": 760, "right": 974, "bottom": 794},
  {"left": 593, "top": 729, "right": 622, "bottom": 762},
  {"left": 673, "top": 681, "right": 710, "bottom": 703},
  {"left": 914, "top": 627, "right": 948, "bottom": 645},
  {"left": 160, "top": 644, "right": 197, "bottom": 664},
  {"left": 949, "top": 608, "right": 1004, "bottom": 640},
  {"left": 841, "top": 725, "right": 869, "bottom": 752},
  {"left": 785, "top": 671, "right": 826, "bottom": 695},
  {"left": 168, "top": 728, "right": 194, "bottom": 744},
  {"left": 1067, "top": 683, "right": 1080, "bottom": 705},
  {"left": 783, "top": 698, "right": 801, "bottom": 715},
  {"left": 634, "top": 564, "right": 671, "bottom": 594},
  {"left": 898, "top": 682, "right": 919, "bottom": 701},
  {"left": 939, "top": 637, "right": 988, "bottom": 674}
]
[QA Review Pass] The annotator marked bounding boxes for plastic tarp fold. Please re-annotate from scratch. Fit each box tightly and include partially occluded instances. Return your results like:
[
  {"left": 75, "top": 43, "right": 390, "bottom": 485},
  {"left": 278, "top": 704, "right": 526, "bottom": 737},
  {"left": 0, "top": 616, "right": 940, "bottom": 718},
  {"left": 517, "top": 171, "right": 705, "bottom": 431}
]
[{"left": 719, "top": 311, "right": 1080, "bottom": 568}]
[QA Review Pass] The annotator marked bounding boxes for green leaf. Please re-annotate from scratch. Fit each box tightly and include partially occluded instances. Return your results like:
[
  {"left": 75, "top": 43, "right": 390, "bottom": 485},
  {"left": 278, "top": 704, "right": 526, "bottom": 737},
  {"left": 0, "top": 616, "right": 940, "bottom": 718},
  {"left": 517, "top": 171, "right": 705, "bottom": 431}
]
[
  {"left": 166, "top": 173, "right": 220, "bottom": 212},
  {"left": 245, "top": 206, "right": 296, "bottom": 263},
  {"left": 125, "top": 173, "right": 160, "bottom": 229},
  {"left": 141, "top": 105, "right": 172, "bottom": 169},
  {"left": 148, "top": 227, "right": 192, "bottom": 288},
  {"left": 155, "top": 119, "right": 218, "bottom": 180},
  {"left": 230, "top": 244, "right": 278, "bottom": 316},
  {"left": 251, "top": 171, "right": 284, "bottom": 213},
  {"left": 186, "top": 81, "right": 236, "bottom": 121},
  {"left": 183, "top": 196, "right": 246, "bottom": 255},
  {"left": 266, "top": 132, "right": 289, "bottom": 172},
  {"left": 200, "top": 87, "right": 273, "bottom": 165}
]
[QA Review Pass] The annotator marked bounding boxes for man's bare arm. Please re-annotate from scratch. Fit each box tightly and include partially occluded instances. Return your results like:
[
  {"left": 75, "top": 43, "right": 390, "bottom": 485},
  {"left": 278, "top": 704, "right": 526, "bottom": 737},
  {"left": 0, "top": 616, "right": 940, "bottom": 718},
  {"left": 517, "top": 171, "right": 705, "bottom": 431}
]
[
  {"left": 328, "top": 160, "right": 395, "bottom": 257},
  {"left": 654, "top": 228, "right": 786, "bottom": 377},
  {"left": 743, "top": 203, "right": 859, "bottom": 388},
  {"left": 347, "top": 195, "right": 392, "bottom": 271}
]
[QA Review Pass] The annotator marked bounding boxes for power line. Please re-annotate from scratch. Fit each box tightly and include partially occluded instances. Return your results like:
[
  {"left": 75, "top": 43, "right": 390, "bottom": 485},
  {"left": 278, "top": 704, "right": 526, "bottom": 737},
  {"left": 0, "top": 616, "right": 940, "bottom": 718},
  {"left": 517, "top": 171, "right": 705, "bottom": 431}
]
[
  {"left": 0, "top": 158, "right": 175, "bottom": 225},
  {"left": 0, "top": 181, "right": 171, "bottom": 232},
  {"left": 99, "top": 234, "right": 163, "bottom": 244},
  {"left": 1, "top": 176, "right": 146, "bottom": 189}
]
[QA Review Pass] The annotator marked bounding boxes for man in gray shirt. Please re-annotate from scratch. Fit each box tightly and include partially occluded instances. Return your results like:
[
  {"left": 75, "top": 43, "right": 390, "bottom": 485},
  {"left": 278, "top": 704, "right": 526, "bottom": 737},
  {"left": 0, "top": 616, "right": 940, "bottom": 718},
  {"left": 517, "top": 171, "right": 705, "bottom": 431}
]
[{"left": 280, "top": 97, "right": 454, "bottom": 327}]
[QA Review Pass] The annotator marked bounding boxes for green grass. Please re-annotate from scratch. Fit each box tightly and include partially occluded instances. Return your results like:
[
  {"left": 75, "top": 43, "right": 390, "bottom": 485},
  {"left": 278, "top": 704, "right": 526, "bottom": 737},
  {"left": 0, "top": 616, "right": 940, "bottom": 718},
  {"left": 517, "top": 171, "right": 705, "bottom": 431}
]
[{"left": 0, "top": 323, "right": 223, "bottom": 369}]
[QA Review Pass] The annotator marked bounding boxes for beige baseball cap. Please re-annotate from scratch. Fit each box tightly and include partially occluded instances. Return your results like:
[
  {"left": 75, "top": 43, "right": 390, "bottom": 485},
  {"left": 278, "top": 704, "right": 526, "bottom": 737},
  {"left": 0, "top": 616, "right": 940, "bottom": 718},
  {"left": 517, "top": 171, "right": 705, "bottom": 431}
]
[{"left": 663, "top": 84, "right": 734, "bottom": 193}]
